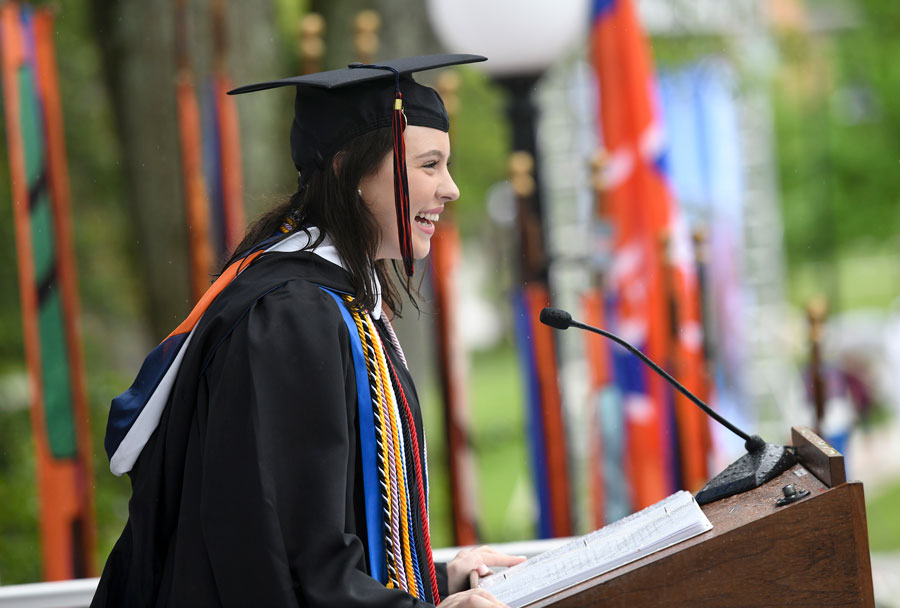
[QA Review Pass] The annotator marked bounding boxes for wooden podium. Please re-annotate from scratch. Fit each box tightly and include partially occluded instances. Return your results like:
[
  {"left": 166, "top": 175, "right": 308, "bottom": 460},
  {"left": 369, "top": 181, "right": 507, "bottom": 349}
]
[{"left": 532, "top": 427, "right": 875, "bottom": 607}]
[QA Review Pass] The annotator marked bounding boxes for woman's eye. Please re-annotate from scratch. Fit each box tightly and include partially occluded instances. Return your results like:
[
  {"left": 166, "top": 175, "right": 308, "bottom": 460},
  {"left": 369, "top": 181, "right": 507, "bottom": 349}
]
[{"left": 423, "top": 161, "right": 438, "bottom": 169}]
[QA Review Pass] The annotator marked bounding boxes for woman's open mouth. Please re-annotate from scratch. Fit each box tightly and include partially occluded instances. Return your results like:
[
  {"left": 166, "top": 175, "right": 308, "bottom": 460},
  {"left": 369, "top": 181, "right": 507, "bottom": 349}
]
[{"left": 414, "top": 211, "right": 439, "bottom": 233}]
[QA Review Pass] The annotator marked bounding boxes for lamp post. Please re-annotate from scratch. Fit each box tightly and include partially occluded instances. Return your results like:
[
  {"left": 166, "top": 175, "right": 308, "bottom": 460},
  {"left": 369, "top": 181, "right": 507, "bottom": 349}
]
[
  {"left": 426, "top": 0, "right": 589, "bottom": 282},
  {"left": 426, "top": 0, "right": 589, "bottom": 539}
]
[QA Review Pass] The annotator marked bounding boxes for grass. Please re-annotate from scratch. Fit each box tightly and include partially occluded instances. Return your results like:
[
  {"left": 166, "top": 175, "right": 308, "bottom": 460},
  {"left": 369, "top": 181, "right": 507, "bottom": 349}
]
[
  {"left": 789, "top": 245, "right": 900, "bottom": 311},
  {"left": 422, "top": 342, "right": 535, "bottom": 548},
  {"left": 866, "top": 480, "right": 900, "bottom": 553},
  {"left": 0, "top": 406, "right": 41, "bottom": 584},
  {"left": 467, "top": 343, "right": 534, "bottom": 543}
]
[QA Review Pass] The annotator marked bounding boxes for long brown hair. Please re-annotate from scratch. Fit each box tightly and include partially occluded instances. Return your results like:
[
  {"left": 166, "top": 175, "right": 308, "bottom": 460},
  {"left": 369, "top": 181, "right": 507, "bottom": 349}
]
[{"left": 223, "top": 127, "right": 415, "bottom": 316}]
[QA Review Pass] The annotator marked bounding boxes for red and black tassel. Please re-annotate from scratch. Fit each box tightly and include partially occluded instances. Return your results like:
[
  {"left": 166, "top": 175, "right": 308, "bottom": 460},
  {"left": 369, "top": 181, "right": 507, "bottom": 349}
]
[
  {"left": 349, "top": 62, "right": 415, "bottom": 277},
  {"left": 391, "top": 90, "right": 414, "bottom": 277}
]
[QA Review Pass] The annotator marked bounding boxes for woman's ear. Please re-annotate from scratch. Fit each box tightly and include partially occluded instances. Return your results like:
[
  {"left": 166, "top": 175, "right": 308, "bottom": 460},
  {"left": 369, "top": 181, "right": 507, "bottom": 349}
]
[{"left": 331, "top": 151, "right": 345, "bottom": 176}]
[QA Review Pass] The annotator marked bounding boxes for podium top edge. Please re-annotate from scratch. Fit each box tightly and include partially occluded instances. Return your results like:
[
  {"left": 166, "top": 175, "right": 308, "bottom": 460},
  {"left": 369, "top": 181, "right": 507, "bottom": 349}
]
[{"left": 791, "top": 426, "right": 847, "bottom": 488}]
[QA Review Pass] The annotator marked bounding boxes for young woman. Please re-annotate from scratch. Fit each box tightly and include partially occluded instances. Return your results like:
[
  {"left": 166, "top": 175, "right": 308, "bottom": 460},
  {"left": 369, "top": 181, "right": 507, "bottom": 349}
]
[{"left": 92, "top": 55, "right": 524, "bottom": 607}]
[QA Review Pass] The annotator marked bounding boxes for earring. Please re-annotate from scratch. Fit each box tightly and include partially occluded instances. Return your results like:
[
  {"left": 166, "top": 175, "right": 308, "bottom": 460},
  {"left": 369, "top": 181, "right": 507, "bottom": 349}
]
[{"left": 357, "top": 188, "right": 363, "bottom": 197}]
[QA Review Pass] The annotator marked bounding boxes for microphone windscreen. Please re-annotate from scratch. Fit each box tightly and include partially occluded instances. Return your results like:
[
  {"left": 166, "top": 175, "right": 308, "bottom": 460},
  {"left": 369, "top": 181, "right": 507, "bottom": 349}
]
[{"left": 539, "top": 307, "right": 572, "bottom": 330}]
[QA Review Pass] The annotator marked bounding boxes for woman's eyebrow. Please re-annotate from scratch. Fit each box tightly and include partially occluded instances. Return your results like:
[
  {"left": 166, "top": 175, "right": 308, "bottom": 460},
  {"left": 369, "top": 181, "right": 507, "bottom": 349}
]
[{"left": 415, "top": 149, "right": 445, "bottom": 160}]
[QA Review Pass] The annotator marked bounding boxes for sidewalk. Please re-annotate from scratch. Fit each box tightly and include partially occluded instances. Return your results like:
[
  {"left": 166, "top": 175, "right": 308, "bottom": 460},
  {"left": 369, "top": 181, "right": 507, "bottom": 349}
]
[
  {"left": 872, "top": 552, "right": 900, "bottom": 608},
  {"left": 846, "top": 419, "right": 900, "bottom": 493},
  {"left": 847, "top": 418, "right": 900, "bottom": 607}
]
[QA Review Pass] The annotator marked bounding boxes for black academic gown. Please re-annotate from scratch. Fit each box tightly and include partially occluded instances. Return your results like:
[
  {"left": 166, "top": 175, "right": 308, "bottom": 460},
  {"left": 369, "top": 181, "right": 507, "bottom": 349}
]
[{"left": 92, "top": 252, "right": 448, "bottom": 607}]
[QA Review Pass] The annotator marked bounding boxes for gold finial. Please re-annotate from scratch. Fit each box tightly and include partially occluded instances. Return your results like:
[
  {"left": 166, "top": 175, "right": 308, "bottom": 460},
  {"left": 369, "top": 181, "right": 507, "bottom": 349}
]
[
  {"left": 354, "top": 10, "right": 381, "bottom": 64},
  {"left": 806, "top": 295, "right": 828, "bottom": 342},
  {"left": 658, "top": 231, "right": 673, "bottom": 265},
  {"left": 589, "top": 149, "right": 609, "bottom": 194},
  {"left": 590, "top": 149, "right": 610, "bottom": 218},
  {"left": 298, "top": 13, "right": 325, "bottom": 74},
  {"left": 508, "top": 151, "right": 535, "bottom": 198},
  {"left": 436, "top": 70, "right": 462, "bottom": 117},
  {"left": 692, "top": 226, "right": 707, "bottom": 263},
  {"left": 300, "top": 12, "right": 325, "bottom": 38}
]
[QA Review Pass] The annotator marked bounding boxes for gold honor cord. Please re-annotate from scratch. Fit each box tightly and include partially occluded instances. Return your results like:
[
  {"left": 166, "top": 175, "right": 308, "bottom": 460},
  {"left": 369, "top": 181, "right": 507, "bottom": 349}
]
[{"left": 343, "top": 296, "right": 421, "bottom": 595}]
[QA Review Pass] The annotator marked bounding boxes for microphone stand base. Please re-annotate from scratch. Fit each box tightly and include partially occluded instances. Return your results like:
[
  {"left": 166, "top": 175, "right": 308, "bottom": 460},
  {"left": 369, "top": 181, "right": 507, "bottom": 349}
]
[{"left": 695, "top": 443, "right": 796, "bottom": 505}]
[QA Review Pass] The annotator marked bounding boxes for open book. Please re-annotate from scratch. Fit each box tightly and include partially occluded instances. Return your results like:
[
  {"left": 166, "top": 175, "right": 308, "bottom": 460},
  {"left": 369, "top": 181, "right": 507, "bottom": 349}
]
[{"left": 477, "top": 491, "right": 713, "bottom": 607}]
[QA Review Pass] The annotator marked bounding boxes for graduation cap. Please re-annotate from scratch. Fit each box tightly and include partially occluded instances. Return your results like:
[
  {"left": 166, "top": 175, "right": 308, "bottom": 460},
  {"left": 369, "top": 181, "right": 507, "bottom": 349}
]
[{"left": 229, "top": 53, "right": 486, "bottom": 276}]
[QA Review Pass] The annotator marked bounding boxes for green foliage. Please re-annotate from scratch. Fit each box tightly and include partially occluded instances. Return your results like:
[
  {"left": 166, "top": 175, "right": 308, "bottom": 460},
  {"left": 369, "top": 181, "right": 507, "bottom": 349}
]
[
  {"left": 418, "top": 376, "right": 452, "bottom": 548},
  {"left": 650, "top": 35, "right": 728, "bottom": 70},
  {"left": 789, "top": 242, "right": 900, "bottom": 310},
  {"left": 774, "top": 0, "right": 900, "bottom": 309},
  {"left": 467, "top": 343, "right": 532, "bottom": 542},
  {"left": 0, "top": 407, "right": 41, "bottom": 584},
  {"left": 87, "top": 369, "right": 133, "bottom": 571},
  {"left": 420, "top": 342, "right": 532, "bottom": 548},
  {"left": 274, "top": 0, "right": 310, "bottom": 74},
  {"left": 448, "top": 68, "right": 510, "bottom": 236},
  {"left": 867, "top": 480, "right": 900, "bottom": 552},
  {"left": 0, "top": 94, "right": 23, "bottom": 364}
]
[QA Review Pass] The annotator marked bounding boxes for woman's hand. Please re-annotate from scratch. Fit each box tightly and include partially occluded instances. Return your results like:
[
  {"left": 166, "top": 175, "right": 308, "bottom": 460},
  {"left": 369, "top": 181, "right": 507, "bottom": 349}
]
[
  {"left": 446, "top": 545, "right": 527, "bottom": 595},
  {"left": 439, "top": 588, "right": 509, "bottom": 607}
]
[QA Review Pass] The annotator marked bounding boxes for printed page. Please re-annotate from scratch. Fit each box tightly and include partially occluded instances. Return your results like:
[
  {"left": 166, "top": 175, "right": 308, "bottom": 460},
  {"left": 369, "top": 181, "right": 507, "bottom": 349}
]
[{"left": 478, "top": 491, "right": 712, "bottom": 607}]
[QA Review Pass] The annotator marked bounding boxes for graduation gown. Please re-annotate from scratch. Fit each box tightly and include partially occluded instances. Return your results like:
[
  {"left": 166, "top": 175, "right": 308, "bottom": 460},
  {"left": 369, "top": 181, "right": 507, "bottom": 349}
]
[{"left": 92, "top": 251, "right": 447, "bottom": 607}]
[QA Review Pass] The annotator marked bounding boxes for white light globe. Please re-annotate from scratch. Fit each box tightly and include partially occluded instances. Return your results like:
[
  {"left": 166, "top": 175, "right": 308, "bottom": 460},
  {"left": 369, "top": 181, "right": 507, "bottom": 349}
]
[{"left": 426, "top": 0, "right": 591, "bottom": 76}]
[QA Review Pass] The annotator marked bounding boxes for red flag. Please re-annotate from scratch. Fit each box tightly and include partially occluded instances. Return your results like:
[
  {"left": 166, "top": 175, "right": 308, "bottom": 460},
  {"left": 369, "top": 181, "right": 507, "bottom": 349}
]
[
  {"left": 665, "top": 224, "right": 710, "bottom": 490},
  {"left": 210, "top": 0, "right": 245, "bottom": 257},
  {"left": 590, "top": 0, "right": 709, "bottom": 506},
  {"left": 213, "top": 73, "right": 245, "bottom": 255},
  {"left": 175, "top": 0, "right": 214, "bottom": 303},
  {"left": 429, "top": 218, "right": 479, "bottom": 545},
  {"left": 581, "top": 291, "right": 609, "bottom": 527}
]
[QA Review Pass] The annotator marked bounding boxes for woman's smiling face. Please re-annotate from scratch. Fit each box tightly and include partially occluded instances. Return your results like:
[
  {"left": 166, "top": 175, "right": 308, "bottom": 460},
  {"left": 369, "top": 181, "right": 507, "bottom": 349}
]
[{"left": 359, "top": 125, "right": 460, "bottom": 261}]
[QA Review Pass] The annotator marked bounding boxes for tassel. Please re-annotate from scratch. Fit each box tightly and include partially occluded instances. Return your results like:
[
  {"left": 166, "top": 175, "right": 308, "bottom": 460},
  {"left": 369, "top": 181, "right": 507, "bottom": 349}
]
[
  {"left": 348, "top": 62, "right": 415, "bottom": 277},
  {"left": 391, "top": 90, "right": 415, "bottom": 276}
]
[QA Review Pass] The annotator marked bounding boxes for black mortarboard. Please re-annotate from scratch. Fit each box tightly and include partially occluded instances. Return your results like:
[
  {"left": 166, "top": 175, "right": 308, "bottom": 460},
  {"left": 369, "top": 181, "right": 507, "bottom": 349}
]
[{"left": 228, "top": 53, "right": 486, "bottom": 276}]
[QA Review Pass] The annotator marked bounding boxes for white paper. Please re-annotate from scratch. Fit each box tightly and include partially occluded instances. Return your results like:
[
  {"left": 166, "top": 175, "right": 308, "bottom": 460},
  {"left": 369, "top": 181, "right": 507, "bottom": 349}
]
[{"left": 478, "top": 491, "right": 713, "bottom": 607}]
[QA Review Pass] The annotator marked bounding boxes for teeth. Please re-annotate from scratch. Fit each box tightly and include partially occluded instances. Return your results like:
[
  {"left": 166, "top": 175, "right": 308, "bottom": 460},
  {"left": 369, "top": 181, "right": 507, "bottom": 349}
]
[{"left": 415, "top": 212, "right": 440, "bottom": 223}]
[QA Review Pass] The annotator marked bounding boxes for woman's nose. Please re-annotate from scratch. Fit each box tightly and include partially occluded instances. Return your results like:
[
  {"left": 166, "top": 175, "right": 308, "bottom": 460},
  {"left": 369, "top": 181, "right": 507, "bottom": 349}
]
[{"left": 440, "top": 173, "right": 460, "bottom": 202}]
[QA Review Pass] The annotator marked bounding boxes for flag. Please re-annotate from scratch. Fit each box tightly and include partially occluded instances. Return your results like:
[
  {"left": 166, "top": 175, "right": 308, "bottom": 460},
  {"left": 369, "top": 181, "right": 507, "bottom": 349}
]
[
  {"left": 429, "top": 219, "right": 479, "bottom": 545},
  {"left": 175, "top": 0, "right": 214, "bottom": 303},
  {"left": 590, "top": 0, "right": 709, "bottom": 507},
  {"left": 513, "top": 285, "right": 572, "bottom": 538},
  {"left": 203, "top": 73, "right": 245, "bottom": 262},
  {"left": 659, "top": 63, "right": 748, "bottom": 466},
  {"left": 204, "top": 0, "right": 245, "bottom": 262},
  {"left": 1, "top": 4, "right": 96, "bottom": 579}
]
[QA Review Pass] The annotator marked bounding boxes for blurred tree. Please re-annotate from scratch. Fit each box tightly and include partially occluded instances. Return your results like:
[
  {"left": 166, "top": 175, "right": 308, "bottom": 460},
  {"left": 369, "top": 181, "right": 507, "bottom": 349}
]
[
  {"left": 88, "top": 0, "right": 289, "bottom": 338},
  {"left": 310, "top": 0, "right": 441, "bottom": 70},
  {"left": 88, "top": 0, "right": 188, "bottom": 338}
]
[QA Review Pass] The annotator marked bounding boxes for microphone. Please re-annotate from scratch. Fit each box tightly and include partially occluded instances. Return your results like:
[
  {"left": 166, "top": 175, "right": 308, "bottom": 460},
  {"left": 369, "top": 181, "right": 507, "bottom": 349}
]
[
  {"left": 539, "top": 307, "right": 573, "bottom": 330},
  {"left": 540, "top": 307, "right": 795, "bottom": 504}
]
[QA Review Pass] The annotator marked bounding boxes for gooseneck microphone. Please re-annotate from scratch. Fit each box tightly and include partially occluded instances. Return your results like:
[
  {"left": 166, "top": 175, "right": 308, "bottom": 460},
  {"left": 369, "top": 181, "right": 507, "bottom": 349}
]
[
  {"left": 539, "top": 307, "right": 759, "bottom": 449},
  {"left": 539, "top": 306, "right": 795, "bottom": 504}
]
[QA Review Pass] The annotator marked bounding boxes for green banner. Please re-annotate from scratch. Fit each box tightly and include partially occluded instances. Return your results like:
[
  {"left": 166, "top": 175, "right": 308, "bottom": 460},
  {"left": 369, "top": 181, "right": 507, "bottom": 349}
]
[{"left": 19, "top": 63, "right": 76, "bottom": 459}]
